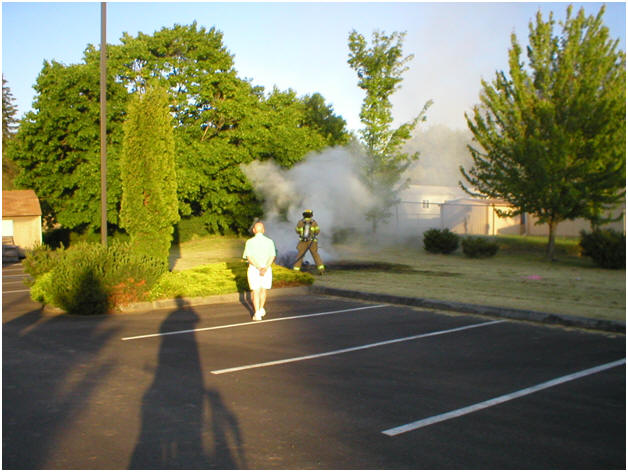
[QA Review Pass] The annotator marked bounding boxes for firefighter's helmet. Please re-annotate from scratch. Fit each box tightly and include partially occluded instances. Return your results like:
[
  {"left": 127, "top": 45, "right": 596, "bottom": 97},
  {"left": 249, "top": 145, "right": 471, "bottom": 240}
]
[{"left": 302, "top": 209, "right": 313, "bottom": 218}]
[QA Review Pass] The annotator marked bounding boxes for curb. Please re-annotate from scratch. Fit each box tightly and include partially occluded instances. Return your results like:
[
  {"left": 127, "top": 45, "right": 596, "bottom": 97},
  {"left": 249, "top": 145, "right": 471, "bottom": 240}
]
[{"left": 309, "top": 285, "right": 626, "bottom": 334}]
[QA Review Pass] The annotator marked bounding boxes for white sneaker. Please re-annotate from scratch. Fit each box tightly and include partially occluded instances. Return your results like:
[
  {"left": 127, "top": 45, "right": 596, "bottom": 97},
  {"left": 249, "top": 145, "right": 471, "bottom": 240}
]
[
  {"left": 252, "top": 311, "right": 262, "bottom": 321},
  {"left": 259, "top": 308, "right": 266, "bottom": 318}
]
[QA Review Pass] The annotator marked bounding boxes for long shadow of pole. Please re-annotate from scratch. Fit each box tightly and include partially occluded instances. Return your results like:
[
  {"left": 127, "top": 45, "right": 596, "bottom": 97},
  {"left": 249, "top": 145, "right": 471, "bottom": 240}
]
[{"left": 129, "top": 297, "right": 246, "bottom": 469}]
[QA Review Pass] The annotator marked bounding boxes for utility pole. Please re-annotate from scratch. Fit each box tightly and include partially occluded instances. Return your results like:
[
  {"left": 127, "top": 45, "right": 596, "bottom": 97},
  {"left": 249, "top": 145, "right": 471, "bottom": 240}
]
[{"left": 100, "top": 2, "right": 107, "bottom": 245}]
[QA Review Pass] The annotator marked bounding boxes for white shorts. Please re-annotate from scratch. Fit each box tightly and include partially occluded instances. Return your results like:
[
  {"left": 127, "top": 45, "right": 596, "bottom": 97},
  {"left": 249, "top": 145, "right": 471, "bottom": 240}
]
[{"left": 247, "top": 265, "right": 273, "bottom": 291}]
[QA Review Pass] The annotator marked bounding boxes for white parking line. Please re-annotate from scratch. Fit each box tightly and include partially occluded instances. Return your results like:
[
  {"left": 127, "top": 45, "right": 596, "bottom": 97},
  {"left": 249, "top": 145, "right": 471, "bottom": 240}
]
[
  {"left": 211, "top": 320, "right": 506, "bottom": 375},
  {"left": 382, "top": 358, "right": 626, "bottom": 436},
  {"left": 121, "top": 304, "right": 389, "bottom": 341},
  {"left": 3, "top": 289, "right": 31, "bottom": 294}
]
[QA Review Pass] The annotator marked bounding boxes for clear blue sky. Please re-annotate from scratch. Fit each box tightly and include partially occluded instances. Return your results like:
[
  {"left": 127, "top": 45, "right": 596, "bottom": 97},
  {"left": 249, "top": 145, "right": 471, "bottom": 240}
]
[{"left": 2, "top": 1, "right": 626, "bottom": 133}]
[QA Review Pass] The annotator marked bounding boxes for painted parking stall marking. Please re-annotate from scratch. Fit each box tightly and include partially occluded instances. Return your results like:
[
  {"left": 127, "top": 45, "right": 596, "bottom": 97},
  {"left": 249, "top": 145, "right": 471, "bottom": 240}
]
[
  {"left": 211, "top": 320, "right": 506, "bottom": 375},
  {"left": 121, "top": 304, "right": 389, "bottom": 341},
  {"left": 382, "top": 358, "right": 626, "bottom": 436},
  {"left": 3, "top": 265, "right": 31, "bottom": 294}
]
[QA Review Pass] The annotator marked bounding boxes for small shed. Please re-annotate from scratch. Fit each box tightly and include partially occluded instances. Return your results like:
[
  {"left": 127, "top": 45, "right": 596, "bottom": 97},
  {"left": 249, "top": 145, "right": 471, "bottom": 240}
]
[{"left": 2, "top": 190, "right": 43, "bottom": 255}]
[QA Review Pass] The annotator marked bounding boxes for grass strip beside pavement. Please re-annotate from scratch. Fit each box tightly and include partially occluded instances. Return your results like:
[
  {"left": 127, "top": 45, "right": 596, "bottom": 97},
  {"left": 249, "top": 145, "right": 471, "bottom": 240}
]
[{"left": 317, "top": 242, "right": 625, "bottom": 322}]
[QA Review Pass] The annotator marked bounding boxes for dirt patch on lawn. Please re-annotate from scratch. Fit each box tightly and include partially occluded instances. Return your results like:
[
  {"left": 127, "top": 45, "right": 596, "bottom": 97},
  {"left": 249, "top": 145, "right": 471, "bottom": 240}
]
[{"left": 301, "top": 260, "right": 460, "bottom": 277}]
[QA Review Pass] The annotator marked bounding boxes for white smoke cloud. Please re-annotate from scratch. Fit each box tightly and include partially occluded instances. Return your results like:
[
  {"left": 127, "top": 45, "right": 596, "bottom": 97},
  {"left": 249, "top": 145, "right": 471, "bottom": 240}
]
[
  {"left": 241, "top": 126, "right": 475, "bottom": 265},
  {"left": 241, "top": 146, "right": 378, "bottom": 265},
  {"left": 403, "top": 124, "right": 475, "bottom": 187}
]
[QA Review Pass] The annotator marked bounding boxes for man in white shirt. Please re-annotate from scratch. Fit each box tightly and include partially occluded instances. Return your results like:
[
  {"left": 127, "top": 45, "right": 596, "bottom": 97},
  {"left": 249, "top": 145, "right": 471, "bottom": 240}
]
[{"left": 242, "top": 221, "right": 277, "bottom": 320}]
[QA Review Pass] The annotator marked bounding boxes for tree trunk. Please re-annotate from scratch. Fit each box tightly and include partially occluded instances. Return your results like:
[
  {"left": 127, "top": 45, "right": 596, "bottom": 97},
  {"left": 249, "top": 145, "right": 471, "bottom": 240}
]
[{"left": 546, "top": 219, "right": 558, "bottom": 261}]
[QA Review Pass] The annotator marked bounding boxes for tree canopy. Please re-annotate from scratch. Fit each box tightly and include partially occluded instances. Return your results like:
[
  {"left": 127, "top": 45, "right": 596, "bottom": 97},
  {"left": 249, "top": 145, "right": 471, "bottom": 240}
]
[
  {"left": 461, "top": 5, "right": 625, "bottom": 259},
  {"left": 9, "top": 23, "right": 348, "bottom": 234},
  {"left": 2, "top": 75, "right": 19, "bottom": 189}
]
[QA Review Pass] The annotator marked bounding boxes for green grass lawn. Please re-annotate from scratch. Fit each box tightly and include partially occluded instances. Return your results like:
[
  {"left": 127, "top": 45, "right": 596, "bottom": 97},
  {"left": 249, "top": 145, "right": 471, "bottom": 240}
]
[
  {"left": 319, "top": 237, "right": 625, "bottom": 322},
  {"left": 167, "top": 234, "right": 624, "bottom": 322},
  {"left": 169, "top": 235, "right": 247, "bottom": 270}
]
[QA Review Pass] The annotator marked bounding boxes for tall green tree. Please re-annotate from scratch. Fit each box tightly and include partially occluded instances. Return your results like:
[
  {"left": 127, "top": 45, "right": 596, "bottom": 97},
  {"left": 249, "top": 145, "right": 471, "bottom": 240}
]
[
  {"left": 120, "top": 84, "right": 179, "bottom": 269},
  {"left": 2, "top": 75, "right": 19, "bottom": 189},
  {"left": 9, "top": 23, "right": 347, "bottom": 234},
  {"left": 348, "top": 29, "right": 431, "bottom": 232},
  {"left": 461, "top": 5, "right": 626, "bottom": 259},
  {"left": 10, "top": 60, "right": 127, "bottom": 229},
  {"left": 101, "top": 23, "right": 347, "bottom": 233}
]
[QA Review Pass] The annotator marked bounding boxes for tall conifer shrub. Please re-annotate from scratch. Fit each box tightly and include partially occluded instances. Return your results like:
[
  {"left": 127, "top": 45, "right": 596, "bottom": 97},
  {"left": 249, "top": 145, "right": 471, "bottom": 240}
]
[{"left": 120, "top": 85, "right": 179, "bottom": 270}]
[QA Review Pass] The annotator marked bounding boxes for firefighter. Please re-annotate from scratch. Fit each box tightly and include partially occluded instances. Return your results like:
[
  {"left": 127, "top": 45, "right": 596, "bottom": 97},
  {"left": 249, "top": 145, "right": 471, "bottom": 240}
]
[{"left": 293, "top": 209, "right": 325, "bottom": 274}]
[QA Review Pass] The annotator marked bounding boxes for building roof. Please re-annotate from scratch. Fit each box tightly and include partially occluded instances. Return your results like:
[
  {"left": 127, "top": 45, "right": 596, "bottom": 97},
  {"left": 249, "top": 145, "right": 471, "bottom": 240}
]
[{"left": 2, "top": 190, "right": 42, "bottom": 217}]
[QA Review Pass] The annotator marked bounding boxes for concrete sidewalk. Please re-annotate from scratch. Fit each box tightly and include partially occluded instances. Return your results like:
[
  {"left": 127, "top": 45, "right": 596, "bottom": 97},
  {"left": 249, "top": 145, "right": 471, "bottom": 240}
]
[{"left": 117, "top": 284, "right": 625, "bottom": 334}]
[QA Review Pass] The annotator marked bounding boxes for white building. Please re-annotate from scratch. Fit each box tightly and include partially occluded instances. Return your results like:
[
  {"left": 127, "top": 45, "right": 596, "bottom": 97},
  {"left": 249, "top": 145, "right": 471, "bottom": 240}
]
[
  {"left": 393, "top": 184, "right": 467, "bottom": 233},
  {"left": 2, "top": 190, "right": 43, "bottom": 259}
]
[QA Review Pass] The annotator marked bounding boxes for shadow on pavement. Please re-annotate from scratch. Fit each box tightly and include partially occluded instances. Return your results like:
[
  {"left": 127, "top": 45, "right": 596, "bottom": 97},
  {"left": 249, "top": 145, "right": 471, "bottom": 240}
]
[
  {"left": 227, "top": 261, "right": 254, "bottom": 318},
  {"left": 2, "top": 307, "right": 117, "bottom": 469},
  {"left": 129, "top": 297, "right": 246, "bottom": 469}
]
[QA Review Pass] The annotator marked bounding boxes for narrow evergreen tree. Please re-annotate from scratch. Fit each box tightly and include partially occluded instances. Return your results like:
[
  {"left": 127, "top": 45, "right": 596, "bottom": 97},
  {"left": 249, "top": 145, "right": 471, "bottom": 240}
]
[
  {"left": 461, "top": 5, "right": 625, "bottom": 260},
  {"left": 120, "top": 84, "right": 179, "bottom": 270}
]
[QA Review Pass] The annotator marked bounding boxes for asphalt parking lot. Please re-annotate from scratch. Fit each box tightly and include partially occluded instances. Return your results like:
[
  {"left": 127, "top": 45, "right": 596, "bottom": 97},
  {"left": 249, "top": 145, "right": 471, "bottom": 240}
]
[{"left": 3, "top": 262, "right": 626, "bottom": 469}]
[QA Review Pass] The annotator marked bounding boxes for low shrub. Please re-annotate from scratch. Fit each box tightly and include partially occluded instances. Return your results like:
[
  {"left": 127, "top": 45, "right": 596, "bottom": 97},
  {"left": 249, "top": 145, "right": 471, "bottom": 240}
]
[
  {"left": 148, "top": 262, "right": 314, "bottom": 300},
  {"left": 30, "top": 271, "right": 55, "bottom": 306},
  {"left": 423, "top": 228, "right": 460, "bottom": 254},
  {"left": 54, "top": 266, "right": 110, "bottom": 316},
  {"left": 102, "top": 242, "right": 166, "bottom": 305},
  {"left": 23, "top": 244, "right": 65, "bottom": 284},
  {"left": 32, "top": 241, "right": 165, "bottom": 314},
  {"left": 462, "top": 236, "right": 499, "bottom": 258},
  {"left": 579, "top": 229, "right": 626, "bottom": 269}
]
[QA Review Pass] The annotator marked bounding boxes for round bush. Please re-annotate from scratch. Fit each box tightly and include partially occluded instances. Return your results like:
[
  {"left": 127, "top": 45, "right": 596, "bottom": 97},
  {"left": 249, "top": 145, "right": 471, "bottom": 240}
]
[
  {"left": 423, "top": 228, "right": 460, "bottom": 254},
  {"left": 34, "top": 241, "right": 166, "bottom": 314},
  {"left": 48, "top": 244, "right": 110, "bottom": 315},
  {"left": 462, "top": 236, "right": 499, "bottom": 258},
  {"left": 579, "top": 229, "right": 626, "bottom": 269}
]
